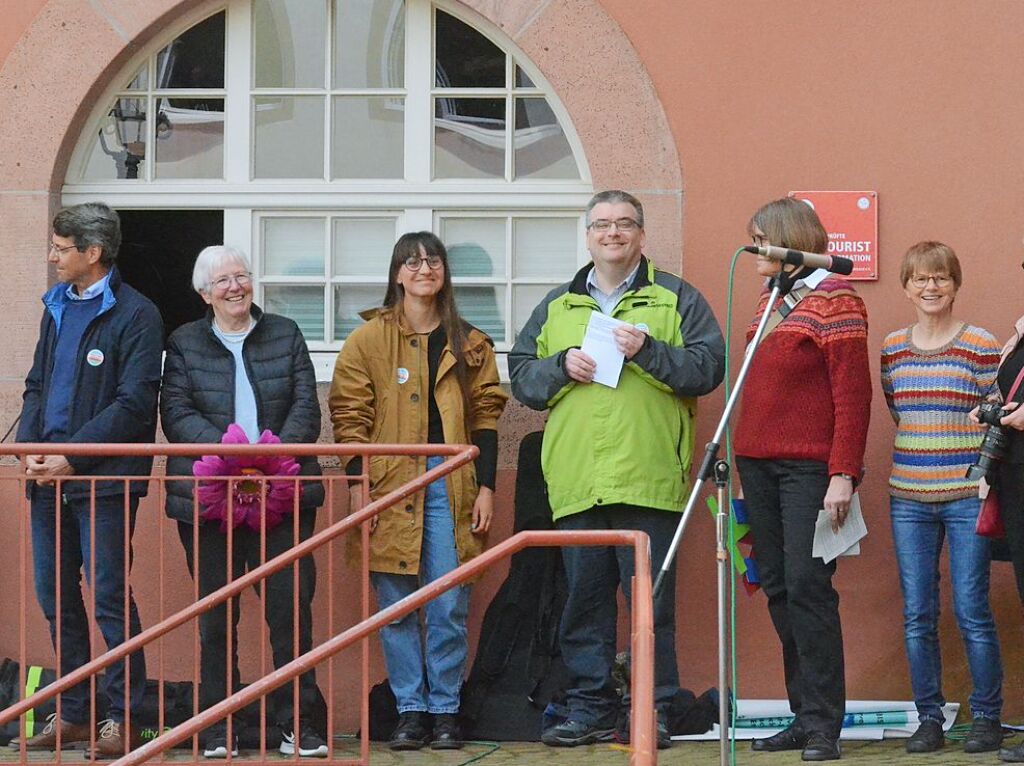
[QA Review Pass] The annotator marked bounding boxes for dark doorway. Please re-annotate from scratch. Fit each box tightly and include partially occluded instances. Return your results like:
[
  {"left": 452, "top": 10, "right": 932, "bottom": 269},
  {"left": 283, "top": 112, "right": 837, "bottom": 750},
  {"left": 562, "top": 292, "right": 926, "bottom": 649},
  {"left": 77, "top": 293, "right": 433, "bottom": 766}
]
[{"left": 117, "top": 209, "right": 223, "bottom": 338}]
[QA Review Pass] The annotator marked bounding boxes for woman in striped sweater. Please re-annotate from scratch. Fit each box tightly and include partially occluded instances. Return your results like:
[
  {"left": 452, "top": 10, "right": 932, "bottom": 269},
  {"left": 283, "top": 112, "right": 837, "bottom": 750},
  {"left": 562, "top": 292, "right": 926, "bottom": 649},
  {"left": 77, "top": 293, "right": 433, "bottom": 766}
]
[{"left": 880, "top": 241, "right": 1003, "bottom": 755}]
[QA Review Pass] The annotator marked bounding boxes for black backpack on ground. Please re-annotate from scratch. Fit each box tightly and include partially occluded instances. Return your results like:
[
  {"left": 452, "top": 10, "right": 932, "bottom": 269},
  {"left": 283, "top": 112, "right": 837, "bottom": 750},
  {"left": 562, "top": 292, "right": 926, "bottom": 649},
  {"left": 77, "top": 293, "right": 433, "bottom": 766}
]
[{"left": 460, "top": 431, "right": 571, "bottom": 741}]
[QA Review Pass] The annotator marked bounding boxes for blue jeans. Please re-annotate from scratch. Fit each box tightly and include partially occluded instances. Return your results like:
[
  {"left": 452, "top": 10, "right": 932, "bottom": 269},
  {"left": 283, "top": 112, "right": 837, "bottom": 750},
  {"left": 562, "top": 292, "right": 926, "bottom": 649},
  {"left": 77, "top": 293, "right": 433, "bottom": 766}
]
[
  {"left": 371, "top": 456, "right": 470, "bottom": 714},
  {"left": 890, "top": 495, "right": 1002, "bottom": 722},
  {"left": 30, "top": 489, "right": 146, "bottom": 724}
]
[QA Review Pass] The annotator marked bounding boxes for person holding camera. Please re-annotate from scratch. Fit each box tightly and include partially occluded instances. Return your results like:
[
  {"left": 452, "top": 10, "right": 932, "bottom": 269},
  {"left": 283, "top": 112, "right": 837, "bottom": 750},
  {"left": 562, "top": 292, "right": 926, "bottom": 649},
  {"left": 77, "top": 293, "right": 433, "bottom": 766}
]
[
  {"left": 880, "top": 242, "right": 1003, "bottom": 755},
  {"left": 978, "top": 279, "right": 1024, "bottom": 763}
]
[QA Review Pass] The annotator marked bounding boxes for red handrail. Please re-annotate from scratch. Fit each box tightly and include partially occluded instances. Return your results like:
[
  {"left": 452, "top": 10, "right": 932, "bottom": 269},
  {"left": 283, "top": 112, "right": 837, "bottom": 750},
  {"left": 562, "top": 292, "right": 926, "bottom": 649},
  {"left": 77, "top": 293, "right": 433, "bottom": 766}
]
[
  {"left": 0, "top": 444, "right": 476, "bottom": 726},
  {"left": 0, "top": 443, "right": 658, "bottom": 766},
  {"left": 109, "top": 530, "right": 657, "bottom": 766}
]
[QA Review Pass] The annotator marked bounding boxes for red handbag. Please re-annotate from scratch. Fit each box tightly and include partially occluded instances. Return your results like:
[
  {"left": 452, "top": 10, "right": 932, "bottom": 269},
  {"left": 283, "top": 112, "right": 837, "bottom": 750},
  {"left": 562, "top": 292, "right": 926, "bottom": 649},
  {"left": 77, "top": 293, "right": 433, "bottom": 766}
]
[
  {"left": 975, "top": 365, "right": 1024, "bottom": 538},
  {"left": 976, "top": 489, "right": 1004, "bottom": 538}
]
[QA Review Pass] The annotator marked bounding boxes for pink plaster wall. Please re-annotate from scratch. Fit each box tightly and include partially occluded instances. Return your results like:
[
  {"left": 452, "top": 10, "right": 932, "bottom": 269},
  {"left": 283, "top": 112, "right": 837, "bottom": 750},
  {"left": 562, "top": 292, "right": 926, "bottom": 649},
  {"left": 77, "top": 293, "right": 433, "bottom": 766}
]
[{"left": 2, "top": 0, "right": 1024, "bottom": 732}]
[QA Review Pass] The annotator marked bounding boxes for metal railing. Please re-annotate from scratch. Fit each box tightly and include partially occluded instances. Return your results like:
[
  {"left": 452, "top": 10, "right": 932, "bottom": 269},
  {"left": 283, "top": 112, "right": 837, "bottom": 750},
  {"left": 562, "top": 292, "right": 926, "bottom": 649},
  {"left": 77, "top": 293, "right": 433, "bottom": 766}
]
[{"left": 0, "top": 443, "right": 656, "bottom": 766}]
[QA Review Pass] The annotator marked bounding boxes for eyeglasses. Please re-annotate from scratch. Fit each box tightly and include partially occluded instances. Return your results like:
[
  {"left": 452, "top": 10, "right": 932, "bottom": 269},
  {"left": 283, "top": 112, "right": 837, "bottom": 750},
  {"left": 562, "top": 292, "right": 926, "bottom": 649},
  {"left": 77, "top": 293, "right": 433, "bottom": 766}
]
[
  {"left": 210, "top": 272, "right": 252, "bottom": 291},
  {"left": 909, "top": 274, "right": 953, "bottom": 288},
  {"left": 403, "top": 254, "right": 444, "bottom": 271},
  {"left": 48, "top": 242, "right": 80, "bottom": 255},
  {"left": 587, "top": 218, "right": 641, "bottom": 232}
]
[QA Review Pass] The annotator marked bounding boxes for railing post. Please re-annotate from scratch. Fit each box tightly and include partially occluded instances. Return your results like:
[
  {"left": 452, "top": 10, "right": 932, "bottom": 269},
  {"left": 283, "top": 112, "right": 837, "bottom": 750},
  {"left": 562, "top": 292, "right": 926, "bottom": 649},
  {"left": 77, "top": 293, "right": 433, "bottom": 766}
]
[{"left": 630, "top": 533, "right": 657, "bottom": 766}]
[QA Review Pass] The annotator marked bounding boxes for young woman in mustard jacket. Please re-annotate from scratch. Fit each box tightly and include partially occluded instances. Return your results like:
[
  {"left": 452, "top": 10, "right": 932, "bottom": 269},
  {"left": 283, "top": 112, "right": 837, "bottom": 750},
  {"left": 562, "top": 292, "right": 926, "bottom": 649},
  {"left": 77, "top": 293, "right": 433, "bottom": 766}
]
[{"left": 328, "top": 232, "right": 507, "bottom": 751}]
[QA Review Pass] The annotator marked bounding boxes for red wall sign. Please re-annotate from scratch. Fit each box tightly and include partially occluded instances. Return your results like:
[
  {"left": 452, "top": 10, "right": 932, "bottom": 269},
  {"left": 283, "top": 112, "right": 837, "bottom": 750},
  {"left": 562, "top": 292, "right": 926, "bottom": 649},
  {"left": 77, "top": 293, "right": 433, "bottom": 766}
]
[{"left": 789, "top": 191, "right": 878, "bottom": 280}]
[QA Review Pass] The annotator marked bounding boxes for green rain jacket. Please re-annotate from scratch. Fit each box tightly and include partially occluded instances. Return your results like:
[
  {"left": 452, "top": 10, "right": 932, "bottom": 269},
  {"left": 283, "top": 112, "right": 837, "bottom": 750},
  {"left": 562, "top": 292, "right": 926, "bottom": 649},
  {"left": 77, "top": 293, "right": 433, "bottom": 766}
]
[{"left": 509, "top": 256, "right": 725, "bottom": 520}]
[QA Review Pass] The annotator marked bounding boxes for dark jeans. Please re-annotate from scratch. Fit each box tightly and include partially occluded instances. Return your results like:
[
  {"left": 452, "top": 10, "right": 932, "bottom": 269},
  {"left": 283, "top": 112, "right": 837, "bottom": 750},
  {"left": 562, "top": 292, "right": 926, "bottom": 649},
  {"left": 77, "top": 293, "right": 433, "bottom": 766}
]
[
  {"left": 737, "top": 457, "right": 845, "bottom": 738},
  {"left": 176, "top": 511, "right": 322, "bottom": 728},
  {"left": 30, "top": 488, "right": 146, "bottom": 724},
  {"left": 998, "top": 462, "right": 1024, "bottom": 602},
  {"left": 555, "top": 504, "right": 680, "bottom": 726}
]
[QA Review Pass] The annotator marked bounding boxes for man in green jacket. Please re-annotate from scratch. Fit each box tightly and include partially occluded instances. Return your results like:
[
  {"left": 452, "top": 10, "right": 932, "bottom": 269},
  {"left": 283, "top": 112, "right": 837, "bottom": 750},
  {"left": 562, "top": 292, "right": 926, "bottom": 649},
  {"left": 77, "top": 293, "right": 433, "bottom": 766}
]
[{"left": 510, "top": 189, "right": 725, "bottom": 748}]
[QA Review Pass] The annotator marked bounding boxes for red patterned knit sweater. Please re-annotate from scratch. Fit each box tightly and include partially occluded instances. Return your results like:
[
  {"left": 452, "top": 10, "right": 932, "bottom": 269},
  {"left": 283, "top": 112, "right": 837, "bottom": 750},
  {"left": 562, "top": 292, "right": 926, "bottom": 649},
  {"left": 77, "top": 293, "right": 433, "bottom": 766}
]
[{"left": 733, "top": 276, "right": 872, "bottom": 478}]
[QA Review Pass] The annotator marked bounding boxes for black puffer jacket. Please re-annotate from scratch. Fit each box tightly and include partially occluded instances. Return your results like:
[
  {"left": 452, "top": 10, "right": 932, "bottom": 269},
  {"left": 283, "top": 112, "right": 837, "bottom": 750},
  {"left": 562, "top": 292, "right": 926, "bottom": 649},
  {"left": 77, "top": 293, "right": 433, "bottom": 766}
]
[{"left": 160, "top": 306, "right": 324, "bottom": 522}]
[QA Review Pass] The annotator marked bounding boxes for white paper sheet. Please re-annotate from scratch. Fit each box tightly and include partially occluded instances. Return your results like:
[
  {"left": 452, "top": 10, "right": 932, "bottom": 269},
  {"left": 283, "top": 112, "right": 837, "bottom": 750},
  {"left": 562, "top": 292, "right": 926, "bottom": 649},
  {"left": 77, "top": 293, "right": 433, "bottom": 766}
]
[
  {"left": 812, "top": 493, "right": 867, "bottom": 564},
  {"left": 673, "top": 699, "right": 959, "bottom": 742},
  {"left": 580, "top": 311, "right": 628, "bottom": 388}
]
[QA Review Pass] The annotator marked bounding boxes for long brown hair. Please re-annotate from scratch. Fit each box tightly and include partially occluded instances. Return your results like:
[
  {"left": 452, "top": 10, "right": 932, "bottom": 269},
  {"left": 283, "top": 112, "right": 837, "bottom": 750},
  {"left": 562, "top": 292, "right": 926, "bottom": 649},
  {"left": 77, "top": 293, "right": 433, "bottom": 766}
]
[{"left": 384, "top": 232, "right": 475, "bottom": 432}]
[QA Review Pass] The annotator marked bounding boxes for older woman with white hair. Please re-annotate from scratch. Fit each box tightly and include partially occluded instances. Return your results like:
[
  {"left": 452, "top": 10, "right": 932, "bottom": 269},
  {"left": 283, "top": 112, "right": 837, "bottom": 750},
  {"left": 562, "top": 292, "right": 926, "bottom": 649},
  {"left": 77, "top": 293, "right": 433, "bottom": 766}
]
[{"left": 160, "top": 246, "right": 326, "bottom": 758}]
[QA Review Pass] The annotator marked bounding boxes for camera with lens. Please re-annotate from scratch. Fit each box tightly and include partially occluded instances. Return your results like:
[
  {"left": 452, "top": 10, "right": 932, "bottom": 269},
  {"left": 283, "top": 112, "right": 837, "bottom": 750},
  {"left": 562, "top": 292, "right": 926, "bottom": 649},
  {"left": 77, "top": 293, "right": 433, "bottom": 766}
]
[{"left": 966, "top": 401, "right": 1010, "bottom": 481}]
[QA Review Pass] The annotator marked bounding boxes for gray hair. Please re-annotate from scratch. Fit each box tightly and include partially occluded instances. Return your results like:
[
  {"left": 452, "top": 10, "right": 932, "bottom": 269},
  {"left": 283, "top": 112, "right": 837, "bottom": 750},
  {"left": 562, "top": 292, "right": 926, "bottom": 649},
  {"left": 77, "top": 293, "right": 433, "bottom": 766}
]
[
  {"left": 585, "top": 190, "right": 645, "bottom": 229},
  {"left": 52, "top": 202, "right": 121, "bottom": 266},
  {"left": 192, "top": 245, "right": 253, "bottom": 293}
]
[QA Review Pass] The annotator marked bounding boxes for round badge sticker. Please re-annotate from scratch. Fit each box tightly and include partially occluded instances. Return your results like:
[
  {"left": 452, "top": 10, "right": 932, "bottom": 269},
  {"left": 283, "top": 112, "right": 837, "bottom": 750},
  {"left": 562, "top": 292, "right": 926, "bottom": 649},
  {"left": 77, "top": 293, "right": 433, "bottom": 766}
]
[
  {"left": 396, "top": 367, "right": 410, "bottom": 385},
  {"left": 86, "top": 349, "right": 104, "bottom": 367},
  {"left": 635, "top": 323, "right": 650, "bottom": 334}
]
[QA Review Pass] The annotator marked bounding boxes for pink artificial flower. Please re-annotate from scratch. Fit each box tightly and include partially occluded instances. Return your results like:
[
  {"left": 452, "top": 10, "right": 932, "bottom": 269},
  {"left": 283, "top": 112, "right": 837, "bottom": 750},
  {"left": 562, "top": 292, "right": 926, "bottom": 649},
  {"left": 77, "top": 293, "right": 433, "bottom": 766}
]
[{"left": 193, "top": 424, "right": 301, "bottom": 532}]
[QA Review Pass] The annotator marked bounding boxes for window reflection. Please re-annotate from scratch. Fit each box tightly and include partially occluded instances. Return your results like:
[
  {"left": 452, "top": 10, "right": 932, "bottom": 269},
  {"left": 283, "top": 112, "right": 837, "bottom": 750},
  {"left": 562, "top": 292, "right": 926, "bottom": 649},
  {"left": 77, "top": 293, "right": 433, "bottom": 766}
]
[
  {"left": 434, "top": 98, "right": 505, "bottom": 178},
  {"left": 154, "top": 98, "right": 224, "bottom": 179},
  {"left": 334, "top": 0, "right": 405, "bottom": 88},
  {"left": 435, "top": 10, "right": 504, "bottom": 88},
  {"left": 155, "top": 12, "right": 225, "bottom": 89},
  {"left": 514, "top": 98, "right": 578, "bottom": 180}
]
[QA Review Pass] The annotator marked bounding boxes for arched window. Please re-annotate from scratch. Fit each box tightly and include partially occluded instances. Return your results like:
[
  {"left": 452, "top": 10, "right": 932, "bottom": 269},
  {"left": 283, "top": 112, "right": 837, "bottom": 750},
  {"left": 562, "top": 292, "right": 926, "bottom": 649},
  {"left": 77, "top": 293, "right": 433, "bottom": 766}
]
[{"left": 63, "top": 0, "right": 592, "bottom": 378}]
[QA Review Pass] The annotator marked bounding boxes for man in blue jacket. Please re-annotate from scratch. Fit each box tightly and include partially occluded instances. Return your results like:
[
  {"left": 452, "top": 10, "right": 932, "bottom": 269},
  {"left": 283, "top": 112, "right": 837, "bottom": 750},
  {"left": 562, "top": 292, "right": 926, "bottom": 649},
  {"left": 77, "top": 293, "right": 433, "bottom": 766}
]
[{"left": 16, "top": 203, "right": 163, "bottom": 758}]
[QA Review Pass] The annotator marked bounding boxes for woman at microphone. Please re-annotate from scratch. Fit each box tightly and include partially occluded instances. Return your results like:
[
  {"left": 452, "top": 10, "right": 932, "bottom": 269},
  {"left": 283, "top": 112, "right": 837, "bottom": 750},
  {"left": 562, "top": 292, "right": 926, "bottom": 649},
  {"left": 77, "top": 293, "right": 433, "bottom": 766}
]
[
  {"left": 881, "top": 242, "right": 1003, "bottom": 755},
  {"left": 734, "top": 197, "right": 871, "bottom": 762}
]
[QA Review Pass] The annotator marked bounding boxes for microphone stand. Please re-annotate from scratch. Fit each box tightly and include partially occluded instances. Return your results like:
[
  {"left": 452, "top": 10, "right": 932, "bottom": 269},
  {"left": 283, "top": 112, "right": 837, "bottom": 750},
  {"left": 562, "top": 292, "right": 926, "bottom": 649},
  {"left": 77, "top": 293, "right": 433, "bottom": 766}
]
[{"left": 652, "top": 271, "right": 796, "bottom": 765}]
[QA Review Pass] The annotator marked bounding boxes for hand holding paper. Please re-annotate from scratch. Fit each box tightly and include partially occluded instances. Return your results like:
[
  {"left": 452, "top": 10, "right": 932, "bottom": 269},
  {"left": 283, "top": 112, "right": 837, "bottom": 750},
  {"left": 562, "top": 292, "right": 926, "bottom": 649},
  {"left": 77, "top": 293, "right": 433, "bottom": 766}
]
[
  {"left": 580, "top": 312, "right": 629, "bottom": 388},
  {"left": 812, "top": 493, "right": 867, "bottom": 564}
]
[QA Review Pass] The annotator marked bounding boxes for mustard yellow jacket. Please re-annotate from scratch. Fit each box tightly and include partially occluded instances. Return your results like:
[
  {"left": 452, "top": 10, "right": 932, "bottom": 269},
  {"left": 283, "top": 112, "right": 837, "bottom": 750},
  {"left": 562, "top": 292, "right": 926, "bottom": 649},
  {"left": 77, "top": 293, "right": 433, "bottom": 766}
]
[{"left": 328, "top": 307, "right": 508, "bottom": 575}]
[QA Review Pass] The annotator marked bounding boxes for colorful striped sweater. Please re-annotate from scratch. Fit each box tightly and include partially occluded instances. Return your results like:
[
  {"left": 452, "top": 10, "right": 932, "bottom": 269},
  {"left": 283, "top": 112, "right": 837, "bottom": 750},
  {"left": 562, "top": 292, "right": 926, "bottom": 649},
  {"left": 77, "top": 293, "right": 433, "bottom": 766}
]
[
  {"left": 734, "top": 276, "right": 872, "bottom": 478},
  {"left": 880, "top": 323, "right": 1000, "bottom": 501}
]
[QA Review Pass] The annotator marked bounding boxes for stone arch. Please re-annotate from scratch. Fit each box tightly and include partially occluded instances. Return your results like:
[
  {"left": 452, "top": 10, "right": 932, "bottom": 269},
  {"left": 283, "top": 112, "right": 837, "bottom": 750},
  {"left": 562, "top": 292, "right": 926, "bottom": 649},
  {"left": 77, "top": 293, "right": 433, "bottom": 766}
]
[{"left": 0, "top": 0, "right": 682, "bottom": 406}]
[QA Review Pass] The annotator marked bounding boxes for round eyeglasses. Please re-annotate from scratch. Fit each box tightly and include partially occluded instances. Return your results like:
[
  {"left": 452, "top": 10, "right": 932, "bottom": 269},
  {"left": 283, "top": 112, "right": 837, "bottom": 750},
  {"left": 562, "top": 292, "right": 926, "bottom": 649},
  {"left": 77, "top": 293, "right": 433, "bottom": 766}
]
[
  {"left": 210, "top": 272, "right": 253, "bottom": 291},
  {"left": 403, "top": 255, "right": 443, "bottom": 271},
  {"left": 909, "top": 274, "right": 953, "bottom": 288}
]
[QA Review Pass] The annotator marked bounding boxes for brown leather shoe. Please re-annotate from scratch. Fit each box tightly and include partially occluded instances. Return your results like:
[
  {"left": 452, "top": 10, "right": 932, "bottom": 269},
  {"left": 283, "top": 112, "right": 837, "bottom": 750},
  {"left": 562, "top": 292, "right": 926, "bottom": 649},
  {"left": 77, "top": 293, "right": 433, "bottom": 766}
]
[
  {"left": 89, "top": 720, "right": 141, "bottom": 760},
  {"left": 9, "top": 713, "right": 93, "bottom": 751}
]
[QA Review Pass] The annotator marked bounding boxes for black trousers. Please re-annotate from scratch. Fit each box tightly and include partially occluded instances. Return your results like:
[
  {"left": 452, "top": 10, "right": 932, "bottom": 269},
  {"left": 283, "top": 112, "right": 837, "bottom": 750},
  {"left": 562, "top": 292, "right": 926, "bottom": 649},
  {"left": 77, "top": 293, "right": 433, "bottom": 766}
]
[
  {"left": 555, "top": 505, "right": 680, "bottom": 724},
  {"left": 997, "top": 463, "right": 1024, "bottom": 602},
  {"left": 737, "top": 457, "right": 845, "bottom": 738},
  {"left": 176, "top": 511, "right": 323, "bottom": 729}
]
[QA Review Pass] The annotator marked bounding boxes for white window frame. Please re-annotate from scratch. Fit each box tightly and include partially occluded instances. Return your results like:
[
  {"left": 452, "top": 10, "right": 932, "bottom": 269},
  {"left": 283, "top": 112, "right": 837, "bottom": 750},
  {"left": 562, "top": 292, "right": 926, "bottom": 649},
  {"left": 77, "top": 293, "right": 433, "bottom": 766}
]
[{"left": 61, "top": 0, "right": 594, "bottom": 381}]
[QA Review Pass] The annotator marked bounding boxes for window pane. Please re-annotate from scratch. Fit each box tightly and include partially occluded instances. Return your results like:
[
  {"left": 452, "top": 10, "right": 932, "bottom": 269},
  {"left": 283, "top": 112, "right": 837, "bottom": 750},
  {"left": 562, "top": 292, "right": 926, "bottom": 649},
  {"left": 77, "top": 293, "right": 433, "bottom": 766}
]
[
  {"left": 514, "top": 98, "right": 578, "bottom": 180},
  {"left": 334, "top": 0, "right": 404, "bottom": 88},
  {"left": 434, "top": 98, "right": 505, "bottom": 179},
  {"left": 435, "top": 10, "right": 504, "bottom": 87},
  {"left": 514, "top": 218, "right": 578, "bottom": 278},
  {"left": 334, "top": 285, "right": 385, "bottom": 340},
  {"left": 125, "top": 66, "right": 148, "bottom": 90},
  {"left": 332, "top": 97, "right": 404, "bottom": 179},
  {"left": 155, "top": 12, "right": 225, "bottom": 89},
  {"left": 81, "top": 98, "right": 148, "bottom": 180},
  {"left": 254, "top": 97, "right": 325, "bottom": 178},
  {"left": 514, "top": 65, "right": 534, "bottom": 88},
  {"left": 263, "top": 218, "right": 325, "bottom": 276},
  {"left": 263, "top": 285, "right": 325, "bottom": 341},
  {"left": 333, "top": 218, "right": 396, "bottom": 277},
  {"left": 513, "top": 285, "right": 556, "bottom": 340},
  {"left": 454, "top": 286, "right": 505, "bottom": 343},
  {"left": 254, "top": 0, "right": 326, "bottom": 88},
  {"left": 154, "top": 98, "right": 224, "bottom": 179},
  {"left": 443, "top": 218, "right": 505, "bottom": 278}
]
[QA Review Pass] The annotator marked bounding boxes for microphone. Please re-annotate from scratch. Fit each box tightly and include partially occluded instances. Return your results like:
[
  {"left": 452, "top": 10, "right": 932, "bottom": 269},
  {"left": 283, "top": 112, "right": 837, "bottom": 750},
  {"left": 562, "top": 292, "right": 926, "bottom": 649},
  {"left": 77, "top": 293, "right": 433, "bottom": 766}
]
[{"left": 743, "top": 245, "right": 854, "bottom": 276}]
